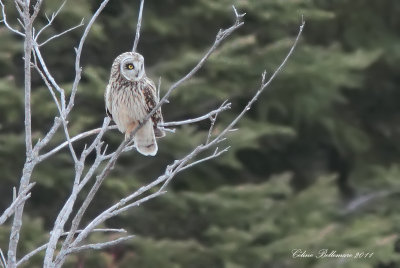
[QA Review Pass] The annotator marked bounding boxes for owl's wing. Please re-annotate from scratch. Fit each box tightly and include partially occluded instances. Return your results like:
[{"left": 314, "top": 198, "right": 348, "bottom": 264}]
[
  {"left": 142, "top": 77, "right": 165, "bottom": 138},
  {"left": 105, "top": 84, "right": 113, "bottom": 119}
]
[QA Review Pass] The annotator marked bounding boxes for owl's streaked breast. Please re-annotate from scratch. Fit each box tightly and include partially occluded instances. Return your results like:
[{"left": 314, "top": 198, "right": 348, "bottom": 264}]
[{"left": 110, "top": 82, "right": 147, "bottom": 133}]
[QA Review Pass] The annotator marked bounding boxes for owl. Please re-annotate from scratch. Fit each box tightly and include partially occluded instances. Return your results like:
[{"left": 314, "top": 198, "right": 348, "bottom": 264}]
[{"left": 105, "top": 52, "right": 165, "bottom": 156}]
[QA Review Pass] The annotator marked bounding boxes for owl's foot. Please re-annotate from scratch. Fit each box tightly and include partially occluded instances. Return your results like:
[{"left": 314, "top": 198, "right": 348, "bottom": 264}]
[
  {"left": 125, "top": 132, "right": 133, "bottom": 141},
  {"left": 154, "top": 127, "right": 166, "bottom": 138},
  {"left": 125, "top": 121, "right": 139, "bottom": 141}
]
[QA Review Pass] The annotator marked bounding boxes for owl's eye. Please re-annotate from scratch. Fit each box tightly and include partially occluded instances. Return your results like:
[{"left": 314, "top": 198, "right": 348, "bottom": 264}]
[{"left": 126, "top": 64, "right": 134, "bottom": 70}]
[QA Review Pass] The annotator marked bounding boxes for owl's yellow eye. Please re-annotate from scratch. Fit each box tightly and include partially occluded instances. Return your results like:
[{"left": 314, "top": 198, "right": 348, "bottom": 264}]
[{"left": 127, "top": 64, "right": 134, "bottom": 70}]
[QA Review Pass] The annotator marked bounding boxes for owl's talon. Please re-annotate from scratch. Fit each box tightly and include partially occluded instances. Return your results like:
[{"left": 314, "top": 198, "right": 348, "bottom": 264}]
[{"left": 125, "top": 132, "right": 133, "bottom": 141}]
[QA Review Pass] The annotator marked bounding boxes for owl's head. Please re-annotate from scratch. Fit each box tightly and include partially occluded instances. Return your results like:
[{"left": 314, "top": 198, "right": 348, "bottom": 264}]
[{"left": 117, "top": 52, "right": 145, "bottom": 81}]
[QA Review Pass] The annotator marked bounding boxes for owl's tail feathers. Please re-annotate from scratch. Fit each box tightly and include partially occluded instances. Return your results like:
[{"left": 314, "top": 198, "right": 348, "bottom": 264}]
[{"left": 133, "top": 120, "right": 158, "bottom": 156}]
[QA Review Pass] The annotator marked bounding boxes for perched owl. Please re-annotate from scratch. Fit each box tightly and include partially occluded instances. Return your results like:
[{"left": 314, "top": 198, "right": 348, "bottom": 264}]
[{"left": 105, "top": 52, "right": 165, "bottom": 156}]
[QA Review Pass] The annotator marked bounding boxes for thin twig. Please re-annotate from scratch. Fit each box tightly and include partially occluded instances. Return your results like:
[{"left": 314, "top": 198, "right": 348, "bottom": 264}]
[
  {"left": 157, "top": 77, "right": 161, "bottom": 100},
  {"left": 31, "top": 57, "right": 63, "bottom": 118},
  {"left": 66, "top": 235, "right": 135, "bottom": 255},
  {"left": 31, "top": 0, "right": 43, "bottom": 22},
  {"left": 38, "top": 125, "right": 118, "bottom": 162},
  {"left": 132, "top": 0, "right": 145, "bottom": 52},
  {"left": 344, "top": 190, "right": 396, "bottom": 214},
  {"left": 0, "top": 0, "right": 25, "bottom": 36},
  {"left": 0, "top": 248, "right": 6, "bottom": 268},
  {"left": 35, "top": 0, "right": 67, "bottom": 40},
  {"left": 211, "top": 18, "right": 305, "bottom": 145},
  {"left": 67, "top": 0, "right": 112, "bottom": 114},
  {"left": 39, "top": 18, "right": 84, "bottom": 47},
  {"left": 160, "top": 101, "right": 231, "bottom": 127},
  {"left": 44, "top": 118, "right": 110, "bottom": 266},
  {"left": 41, "top": 101, "right": 232, "bottom": 160},
  {"left": 13, "top": 1, "right": 24, "bottom": 20},
  {"left": 0, "top": 183, "right": 35, "bottom": 225},
  {"left": 16, "top": 244, "right": 47, "bottom": 267},
  {"left": 32, "top": 43, "right": 80, "bottom": 166},
  {"left": 16, "top": 228, "right": 126, "bottom": 266},
  {"left": 54, "top": 118, "right": 111, "bottom": 257},
  {"left": 205, "top": 100, "right": 229, "bottom": 144},
  {"left": 179, "top": 146, "right": 231, "bottom": 172},
  {"left": 112, "top": 191, "right": 167, "bottom": 216}
]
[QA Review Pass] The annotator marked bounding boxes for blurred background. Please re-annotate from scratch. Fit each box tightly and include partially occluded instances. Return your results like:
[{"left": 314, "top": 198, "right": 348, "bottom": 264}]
[{"left": 1, "top": 0, "right": 400, "bottom": 267}]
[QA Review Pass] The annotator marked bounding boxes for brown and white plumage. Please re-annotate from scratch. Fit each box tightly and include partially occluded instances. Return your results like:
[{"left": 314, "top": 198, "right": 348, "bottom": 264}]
[{"left": 105, "top": 52, "right": 165, "bottom": 156}]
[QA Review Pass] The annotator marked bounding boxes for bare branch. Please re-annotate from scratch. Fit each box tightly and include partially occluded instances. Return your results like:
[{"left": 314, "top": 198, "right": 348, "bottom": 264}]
[
  {"left": 31, "top": 57, "right": 63, "bottom": 116},
  {"left": 8, "top": 2, "right": 38, "bottom": 265},
  {"left": 16, "top": 244, "right": 47, "bottom": 267},
  {"left": 206, "top": 114, "right": 217, "bottom": 143},
  {"left": 62, "top": 190, "right": 164, "bottom": 255},
  {"left": 32, "top": 45, "right": 65, "bottom": 95},
  {"left": 148, "top": 7, "right": 244, "bottom": 127},
  {"left": 31, "top": 46, "right": 66, "bottom": 158},
  {"left": 160, "top": 101, "right": 231, "bottom": 127},
  {"left": 42, "top": 100, "right": 231, "bottom": 160},
  {"left": 32, "top": 44, "right": 79, "bottom": 164},
  {"left": 67, "top": 0, "right": 112, "bottom": 114},
  {"left": 157, "top": 77, "right": 161, "bottom": 100},
  {"left": 39, "top": 18, "right": 84, "bottom": 47},
  {"left": 31, "top": 0, "right": 43, "bottom": 22},
  {"left": 179, "top": 146, "right": 231, "bottom": 172},
  {"left": 60, "top": 116, "right": 79, "bottom": 163},
  {"left": 132, "top": 0, "right": 145, "bottom": 52},
  {"left": 17, "top": 228, "right": 127, "bottom": 266},
  {"left": 205, "top": 100, "right": 229, "bottom": 144},
  {"left": 44, "top": 118, "right": 110, "bottom": 266},
  {"left": 0, "top": 183, "right": 35, "bottom": 225},
  {"left": 39, "top": 124, "right": 118, "bottom": 162},
  {"left": 37, "top": 0, "right": 114, "bottom": 263},
  {"left": 34, "top": 117, "right": 63, "bottom": 152},
  {"left": 110, "top": 191, "right": 167, "bottom": 218},
  {"left": 0, "top": 0, "right": 25, "bottom": 36},
  {"left": 30, "top": 43, "right": 66, "bottom": 154},
  {"left": 210, "top": 19, "right": 305, "bottom": 145},
  {"left": 0, "top": 248, "right": 7, "bottom": 268},
  {"left": 16, "top": 18, "right": 24, "bottom": 29},
  {"left": 344, "top": 190, "right": 396, "bottom": 214},
  {"left": 66, "top": 235, "right": 135, "bottom": 255},
  {"left": 35, "top": 0, "right": 67, "bottom": 40},
  {"left": 158, "top": 126, "right": 176, "bottom": 134},
  {"left": 79, "top": 117, "right": 111, "bottom": 161},
  {"left": 69, "top": 228, "right": 127, "bottom": 235},
  {"left": 13, "top": 1, "right": 24, "bottom": 19}
]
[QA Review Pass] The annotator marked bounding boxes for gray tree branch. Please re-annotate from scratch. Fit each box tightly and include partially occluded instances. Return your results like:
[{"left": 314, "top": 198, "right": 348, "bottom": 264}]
[
  {"left": 7, "top": 1, "right": 41, "bottom": 266},
  {"left": 0, "top": 183, "right": 35, "bottom": 225},
  {"left": 132, "top": 0, "right": 145, "bottom": 52}
]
